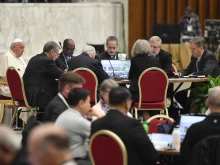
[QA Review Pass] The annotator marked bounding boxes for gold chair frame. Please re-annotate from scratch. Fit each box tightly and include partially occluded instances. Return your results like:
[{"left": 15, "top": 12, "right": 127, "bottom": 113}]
[
  {"left": 89, "top": 129, "right": 128, "bottom": 165},
  {"left": 135, "top": 67, "right": 169, "bottom": 119},
  {"left": 172, "top": 64, "right": 178, "bottom": 73},
  {"left": 147, "top": 114, "right": 174, "bottom": 123},
  {"left": 72, "top": 67, "right": 98, "bottom": 104},
  {"left": 6, "top": 67, "right": 36, "bottom": 127}
]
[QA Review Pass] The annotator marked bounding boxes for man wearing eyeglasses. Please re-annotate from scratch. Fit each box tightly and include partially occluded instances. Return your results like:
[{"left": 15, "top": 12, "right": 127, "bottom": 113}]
[
  {"left": 175, "top": 37, "right": 220, "bottom": 113},
  {"left": 56, "top": 39, "right": 75, "bottom": 70},
  {"left": 23, "top": 41, "right": 63, "bottom": 121},
  {"left": 149, "top": 36, "right": 172, "bottom": 73}
]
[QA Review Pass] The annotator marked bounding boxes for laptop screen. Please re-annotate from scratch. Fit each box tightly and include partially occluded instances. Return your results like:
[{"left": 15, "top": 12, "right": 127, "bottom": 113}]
[
  {"left": 179, "top": 115, "right": 206, "bottom": 141},
  {"left": 101, "top": 60, "right": 130, "bottom": 80}
]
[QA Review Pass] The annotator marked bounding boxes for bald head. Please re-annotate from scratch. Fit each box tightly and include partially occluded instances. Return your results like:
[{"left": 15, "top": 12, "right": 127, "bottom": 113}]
[
  {"left": 207, "top": 87, "right": 220, "bottom": 111},
  {"left": 28, "top": 124, "right": 71, "bottom": 165},
  {"left": 0, "top": 125, "right": 20, "bottom": 165},
  {"left": 63, "top": 39, "right": 75, "bottom": 56}
]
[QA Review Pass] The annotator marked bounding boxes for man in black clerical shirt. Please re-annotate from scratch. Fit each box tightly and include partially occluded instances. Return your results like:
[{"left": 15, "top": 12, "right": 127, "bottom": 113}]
[
  {"left": 99, "top": 36, "right": 120, "bottom": 60},
  {"left": 56, "top": 39, "right": 75, "bottom": 70}
]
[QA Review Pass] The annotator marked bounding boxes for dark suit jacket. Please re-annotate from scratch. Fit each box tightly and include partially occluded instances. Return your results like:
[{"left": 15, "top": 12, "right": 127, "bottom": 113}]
[
  {"left": 91, "top": 110, "right": 158, "bottom": 165},
  {"left": 128, "top": 54, "right": 161, "bottom": 92},
  {"left": 43, "top": 94, "right": 68, "bottom": 122},
  {"left": 190, "top": 135, "right": 220, "bottom": 165},
  {"left": 55, "top": 52, "right": 74, "bottom": 70},
  {"left": 180, "top": 49, "right": 220, "bottom": 77},
  {"left": 181, "top": 113, "right": 220, "bottom": 163},
  {"left": 99, "top": 51, "right": 119, "bottom": 60},
  {"left": 68, "top": 53, "right": 109, "bottom": 84},
  {"left": 23, "top": 53, "right": 63, "bottom": 109},
  {"left": 156, "top": 49, "right": 172, "bottom": 71}
]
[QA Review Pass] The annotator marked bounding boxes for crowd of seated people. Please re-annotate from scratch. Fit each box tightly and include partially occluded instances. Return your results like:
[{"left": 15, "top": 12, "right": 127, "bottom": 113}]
[{"left": 1, "top": 33, "right": 220, "bottom": 165}]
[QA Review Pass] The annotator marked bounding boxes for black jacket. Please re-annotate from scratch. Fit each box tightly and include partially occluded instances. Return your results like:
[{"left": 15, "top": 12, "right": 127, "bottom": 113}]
[
  {"left": 156, "top": 49, "right": 172, "bottom": 71},
  {"left": 68, "top": 53, "right": 109, "bottom": 84},
  {"left": 91, "top": 110, "right": 158, "bottom": 165},
  {"left": 43, "top": 94, "right": 68, "bottom": 122},
  {"left": 23, "top": 53, "right": 63, "bottom": 109},
  {"left": 55, "top": 52, "right": 74, "bottom": 70},
  {"left": 190, "top": 135, "right": 220, "bottom": 165},
  {"left": 99, "top": 51, "right": 119, "bottom": 60},
  {"left": 180, "top": 49, "right": 220, "bottom": 77},
  {"left": 181, "top": 113, "right": 220, "bottom": 163},
  {"left": 128, "top": 54, "right": 161, "bottom": 92}
]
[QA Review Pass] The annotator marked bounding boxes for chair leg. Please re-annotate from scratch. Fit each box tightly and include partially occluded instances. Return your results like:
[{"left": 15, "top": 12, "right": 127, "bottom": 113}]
[
  {"left": 10, "top": 107, "right": 18, "bottom": 128},
  {"left": 14, "top": 108, "right": 22, "bottom": 131},
  {"left": 135, "top": 108, "right": 138, "bottom": 119},
  {"left": 0, "top": 103, "right": 5, "bottom": 124},
  {"left": 165, "top": 108, "right": 169, "bottom": 116}
]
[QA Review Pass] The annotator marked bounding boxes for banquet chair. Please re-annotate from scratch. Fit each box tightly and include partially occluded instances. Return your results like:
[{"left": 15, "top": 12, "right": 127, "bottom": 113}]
[
  {"left": 6, "top": 67, "right": 37, "bottom": 128},
  {"left": 133, "top": 67, "right": 169, "bottom": 119},
  {"left": 89, "top": 130, "right": 128, "bottom": 165},
  {"left": 147, "top": 114, "right": 174, "bottom": 134},
  {"left": 171, "top": 64, "right": 178, "bottom": 73},
  {"left": 0, "top": 95, "right": 13, "bottom": 124},
  {"left": 72, "top": 67, "right": 98, "bottom": 105}
]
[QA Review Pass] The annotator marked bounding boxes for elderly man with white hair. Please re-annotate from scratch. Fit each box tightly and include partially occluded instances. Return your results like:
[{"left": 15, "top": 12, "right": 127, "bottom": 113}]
[
  {"left": 149, "top": 36, "right": 172, "bottom": 72},
  {"left": 0, "top": 38, "right": 26, "bottom": 97},
  {"left": 68, "top": 45, "right": 109, "bottom": 84},
  {"left": 0, "top": 125, "right": 21, "bottom": 165},
  {"left": 181, "top": 86, "right": 220, "bottom": 163}
]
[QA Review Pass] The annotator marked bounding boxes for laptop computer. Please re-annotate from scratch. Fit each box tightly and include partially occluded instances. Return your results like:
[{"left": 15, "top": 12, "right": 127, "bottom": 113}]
[
  {"left": 101, "top": 60, "right": 130, "bottom": 80},
  {"left": 179, "top": 115, "right": 206, "bottom": 141}
]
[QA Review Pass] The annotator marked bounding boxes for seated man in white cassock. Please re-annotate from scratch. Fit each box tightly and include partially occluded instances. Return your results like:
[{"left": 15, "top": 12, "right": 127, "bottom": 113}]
[
  {"left": 0, "top": 38, "right": 26, "bottom": 97},
  {"left": 0, "top": 38, "right": 27, "bottom": 125}
]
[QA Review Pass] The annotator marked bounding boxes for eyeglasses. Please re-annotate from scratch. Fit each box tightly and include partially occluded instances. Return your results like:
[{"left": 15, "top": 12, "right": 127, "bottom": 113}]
[{"left": 64, "top": 46, "right": 76, "bottom": 52}]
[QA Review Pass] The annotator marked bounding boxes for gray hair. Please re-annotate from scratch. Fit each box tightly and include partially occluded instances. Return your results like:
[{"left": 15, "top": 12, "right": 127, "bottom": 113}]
[
  {"left": 149, "top": 36, "right": 162, "bottom": 46},
  {"left": 106, "top": 36, "right": 118, "bottom": 45},
  {"left": 82, "top": 45, "right": 96, "bottom": 55},
  {"left": 208, "top": 86, "right": 220, "bottom": 108},
  {"left": 100, "top": 79, "right": 119, "bottom": 98},
  {"left": 131, "top": 39, "right": 151, "bottom": 57},
  {"left": 0, "top": 125, "right": 21, "bottom": 152},
  {"left": 184, "top": 6, "right": 193, "bottom": 15},
  {"left": 43, "top": 41, "right": 60, "bottom": 52},
  {"left": 189, "top": 37, "right": 206, "bottom": 48}
]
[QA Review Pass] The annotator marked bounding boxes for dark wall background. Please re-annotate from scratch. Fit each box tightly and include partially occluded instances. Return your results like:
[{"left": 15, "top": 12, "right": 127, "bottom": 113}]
[{"left": 128, "top": 0, "right": 220, "bottom": 57}]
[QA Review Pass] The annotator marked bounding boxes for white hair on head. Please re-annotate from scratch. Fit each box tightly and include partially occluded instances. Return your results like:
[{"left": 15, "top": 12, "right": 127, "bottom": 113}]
[
  {"left": 82, "top": 45, "right": 96, "bottom": 55},
  {"left": 0, "top": 125, "right": 21, "bottom": 152},
  {"left": 149, "top": 36, "right": 162, "bottom": 46},
  {"left": 208, "top": 86, "right": 220, "bottom": 108}
]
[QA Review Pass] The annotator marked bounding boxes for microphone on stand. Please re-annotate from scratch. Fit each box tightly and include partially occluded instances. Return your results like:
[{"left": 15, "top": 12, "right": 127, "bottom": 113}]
[
  {"left": 59, "top": 42, "right": 62, "bottom": 49},
  {"left": 108, "top": 58, "right": 121, "bottom": 80},
  {"left": 108, "top": 59, "right": 116, "bottom": 79}
]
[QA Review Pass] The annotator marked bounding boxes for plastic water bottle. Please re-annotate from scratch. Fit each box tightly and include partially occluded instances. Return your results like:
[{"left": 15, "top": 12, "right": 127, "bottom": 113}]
[
  {"left": 172, "top": 125, "right": 181, "bottom": 150},
  {"left": 142, "top": 121, "right": 149, "bottom": 134}
]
